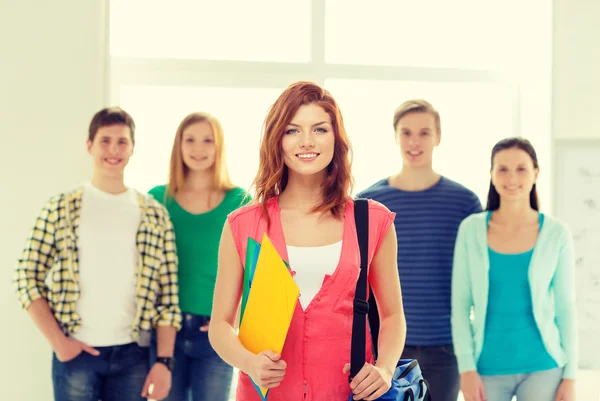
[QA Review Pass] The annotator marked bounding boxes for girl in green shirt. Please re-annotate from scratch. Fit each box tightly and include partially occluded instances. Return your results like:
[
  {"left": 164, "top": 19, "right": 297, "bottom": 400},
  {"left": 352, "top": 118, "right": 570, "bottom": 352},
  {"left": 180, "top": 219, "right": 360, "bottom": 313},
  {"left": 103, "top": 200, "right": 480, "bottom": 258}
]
[{"left": 149, "top": 112, "right": 250, "bottom": 401}]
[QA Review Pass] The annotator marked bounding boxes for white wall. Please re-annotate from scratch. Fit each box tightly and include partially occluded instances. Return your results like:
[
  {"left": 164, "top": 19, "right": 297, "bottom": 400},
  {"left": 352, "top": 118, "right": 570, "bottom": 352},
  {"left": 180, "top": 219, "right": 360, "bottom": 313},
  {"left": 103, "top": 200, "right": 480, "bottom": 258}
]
[
  {"left": 552, "top": 0, "right": 600, "bottom": 399},
  {"left": 0, "top": 1, "right": 107, "bottom": 398},
  {"left": 553, "top": 0, "right": 600, "bottom": 140}
]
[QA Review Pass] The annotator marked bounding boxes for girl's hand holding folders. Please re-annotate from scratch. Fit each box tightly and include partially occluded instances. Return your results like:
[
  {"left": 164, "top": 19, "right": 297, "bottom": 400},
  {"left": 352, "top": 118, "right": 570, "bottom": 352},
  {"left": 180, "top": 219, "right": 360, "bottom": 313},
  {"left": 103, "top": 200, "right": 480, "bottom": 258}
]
[{"left": 244, "top": 350, "right": 287, "bottom": 389}]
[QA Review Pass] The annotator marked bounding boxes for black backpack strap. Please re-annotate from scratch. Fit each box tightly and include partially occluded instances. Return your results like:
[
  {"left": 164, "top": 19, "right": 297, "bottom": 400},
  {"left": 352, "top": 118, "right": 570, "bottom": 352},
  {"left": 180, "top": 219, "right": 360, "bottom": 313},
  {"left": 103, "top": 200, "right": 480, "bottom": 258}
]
[{"left": 350, "top": 198, "right": 380, "bottom": 379}]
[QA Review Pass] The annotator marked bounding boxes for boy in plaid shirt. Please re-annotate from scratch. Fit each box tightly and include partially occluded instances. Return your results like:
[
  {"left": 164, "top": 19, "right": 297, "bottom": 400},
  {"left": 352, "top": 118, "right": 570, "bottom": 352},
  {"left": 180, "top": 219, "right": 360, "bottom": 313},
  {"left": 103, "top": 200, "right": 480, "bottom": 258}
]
[{"left": 13, "top": 107, "right": 182, "bottom": 401}]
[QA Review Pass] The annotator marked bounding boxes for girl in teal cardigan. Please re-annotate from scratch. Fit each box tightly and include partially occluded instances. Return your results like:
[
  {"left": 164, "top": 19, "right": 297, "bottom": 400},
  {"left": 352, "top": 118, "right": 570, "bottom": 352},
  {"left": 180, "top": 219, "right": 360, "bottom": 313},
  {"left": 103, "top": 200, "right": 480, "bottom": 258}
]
[{"left": 451, "top": 137, "right": 577, "bottom": 401}]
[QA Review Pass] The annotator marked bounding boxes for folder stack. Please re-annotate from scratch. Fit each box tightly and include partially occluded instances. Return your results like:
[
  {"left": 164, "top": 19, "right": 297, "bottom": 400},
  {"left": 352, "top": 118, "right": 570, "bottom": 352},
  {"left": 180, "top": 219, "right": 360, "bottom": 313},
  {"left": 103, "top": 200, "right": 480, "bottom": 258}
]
[{"left": 238, "top": 234, "right": 300, "bottom": 400}]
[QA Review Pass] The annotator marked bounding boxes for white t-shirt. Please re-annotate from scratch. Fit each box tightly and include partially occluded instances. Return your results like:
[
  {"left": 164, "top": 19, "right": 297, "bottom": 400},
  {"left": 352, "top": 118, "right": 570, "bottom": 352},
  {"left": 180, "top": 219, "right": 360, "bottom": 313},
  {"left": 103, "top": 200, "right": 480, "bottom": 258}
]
[
  {"left": 72, "top": 182, "right": 140, "bottom": 347},
  {"left": 286, "top": 241, "right": 342, "bottom": 310}
]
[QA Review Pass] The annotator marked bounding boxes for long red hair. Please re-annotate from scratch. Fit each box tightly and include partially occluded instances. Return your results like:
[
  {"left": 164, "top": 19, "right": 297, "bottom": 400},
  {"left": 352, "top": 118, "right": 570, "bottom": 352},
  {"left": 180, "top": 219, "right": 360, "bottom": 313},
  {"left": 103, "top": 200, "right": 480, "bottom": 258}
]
[{"left": 252, "top": 81, "right": 353, "bottom": 223}]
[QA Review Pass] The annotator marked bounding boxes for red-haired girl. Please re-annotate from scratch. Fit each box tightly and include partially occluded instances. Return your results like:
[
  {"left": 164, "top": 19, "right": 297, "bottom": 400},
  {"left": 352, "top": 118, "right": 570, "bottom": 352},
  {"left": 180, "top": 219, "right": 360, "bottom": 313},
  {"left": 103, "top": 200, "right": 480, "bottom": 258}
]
[{"left": 209, "top": 82, "right": 407, "bottom": 400}]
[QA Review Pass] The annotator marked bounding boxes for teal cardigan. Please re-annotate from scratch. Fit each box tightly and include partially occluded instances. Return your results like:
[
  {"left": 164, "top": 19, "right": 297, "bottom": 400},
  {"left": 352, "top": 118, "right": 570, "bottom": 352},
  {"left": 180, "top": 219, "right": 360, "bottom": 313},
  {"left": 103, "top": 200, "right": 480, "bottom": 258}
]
[{"left": 451, "top": 212, "right": 578, "bottom": 379}]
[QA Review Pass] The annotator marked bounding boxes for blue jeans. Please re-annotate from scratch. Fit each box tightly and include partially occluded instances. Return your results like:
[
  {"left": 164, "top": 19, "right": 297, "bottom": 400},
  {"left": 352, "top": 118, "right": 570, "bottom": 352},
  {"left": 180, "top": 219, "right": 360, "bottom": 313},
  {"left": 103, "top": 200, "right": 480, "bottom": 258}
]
[
  {"left": 151, "top": 313, "right": 233, "bottom": 401},
  {"left": 401, "top": 345, "right": 460, "bottom": 401},
  {"left": 481, "top": 367, "right": 563, "bottom": 401},
  {"left": 52, "top": 342, "right": 149, "bottom": 401}
]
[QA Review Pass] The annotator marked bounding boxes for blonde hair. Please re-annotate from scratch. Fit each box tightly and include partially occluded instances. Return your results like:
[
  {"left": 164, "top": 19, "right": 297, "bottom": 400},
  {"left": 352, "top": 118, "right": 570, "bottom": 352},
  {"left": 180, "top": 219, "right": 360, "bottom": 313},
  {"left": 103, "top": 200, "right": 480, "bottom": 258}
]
[
  {"left": 392, "top": 99, "right": 441, "bottom": 135},
  {"left": 167, "top": 112, "right": 234, "bottom": 196}
]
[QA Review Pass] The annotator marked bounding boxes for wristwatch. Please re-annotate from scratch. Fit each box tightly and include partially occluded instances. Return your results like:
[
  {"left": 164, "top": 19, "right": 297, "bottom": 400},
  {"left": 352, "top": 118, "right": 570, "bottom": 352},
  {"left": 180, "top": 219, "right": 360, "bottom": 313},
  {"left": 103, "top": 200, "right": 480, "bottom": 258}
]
[{"left": 155, "top": 357, "right": 176, "bottom": 372}]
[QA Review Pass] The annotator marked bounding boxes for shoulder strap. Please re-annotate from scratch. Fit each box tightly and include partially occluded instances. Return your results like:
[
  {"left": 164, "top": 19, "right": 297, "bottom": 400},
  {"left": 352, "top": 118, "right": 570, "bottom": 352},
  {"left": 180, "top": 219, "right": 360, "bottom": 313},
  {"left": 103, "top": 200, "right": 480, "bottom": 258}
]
[{"left": 350, "top": 199, "right": 380, "bottom": 379}]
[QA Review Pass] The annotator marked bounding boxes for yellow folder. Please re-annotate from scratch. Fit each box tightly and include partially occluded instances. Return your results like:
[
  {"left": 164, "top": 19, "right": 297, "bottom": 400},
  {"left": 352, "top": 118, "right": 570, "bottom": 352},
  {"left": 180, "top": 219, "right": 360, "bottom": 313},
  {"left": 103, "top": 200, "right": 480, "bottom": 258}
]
[{"left": 238, "top": 233, "right": 300, "bottom": 397}]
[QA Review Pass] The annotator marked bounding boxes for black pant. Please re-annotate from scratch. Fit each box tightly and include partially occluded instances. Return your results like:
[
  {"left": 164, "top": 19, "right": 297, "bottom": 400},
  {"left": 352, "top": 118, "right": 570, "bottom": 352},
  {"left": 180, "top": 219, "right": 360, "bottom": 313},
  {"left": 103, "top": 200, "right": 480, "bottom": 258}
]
[{"left": 402, "top": 345, "right": 460, "bottom": 401}]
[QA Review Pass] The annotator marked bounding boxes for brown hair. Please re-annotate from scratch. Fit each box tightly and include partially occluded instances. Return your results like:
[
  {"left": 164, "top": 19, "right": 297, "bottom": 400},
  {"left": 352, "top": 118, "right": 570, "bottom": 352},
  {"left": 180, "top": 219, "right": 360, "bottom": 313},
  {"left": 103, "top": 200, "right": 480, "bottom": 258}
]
[
  {"left": 167, "top": 112, "right": 234, "bottom": 196},
  {"left": 252, "top": 81, "right": 353, "bottom": 223},
  {"left": 88, "top": 107, "right": 136, "bottom": 143},
  {"left": 392, "top": 99, "right": 441, "bottom": 135}
]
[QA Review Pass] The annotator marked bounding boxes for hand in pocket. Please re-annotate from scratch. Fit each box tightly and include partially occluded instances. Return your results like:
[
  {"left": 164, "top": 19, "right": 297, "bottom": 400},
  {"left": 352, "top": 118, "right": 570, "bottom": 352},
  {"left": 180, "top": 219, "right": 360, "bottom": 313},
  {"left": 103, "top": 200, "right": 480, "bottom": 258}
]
[{"left": 55, "top": 337, "right": 100, "bottom": 362}]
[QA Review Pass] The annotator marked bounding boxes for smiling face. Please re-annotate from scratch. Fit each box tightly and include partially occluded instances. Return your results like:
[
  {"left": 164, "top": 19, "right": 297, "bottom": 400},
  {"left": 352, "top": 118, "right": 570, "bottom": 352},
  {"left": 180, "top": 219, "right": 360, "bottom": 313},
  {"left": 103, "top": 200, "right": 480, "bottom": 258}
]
[
  {"left": 395, "top": 111, "right": 440, "bottom": 168},
  {"left": 281, "top": 103, "right": 335, "bottom": 179},
  {"left": 87, "top": 124, "right": 134, "bottom": 177},
  {"left": 491, "top": 147, "right": 539, "bottom": 202},
  {"left": 180, "top": 121, "right": 216, "bottom": 172}
]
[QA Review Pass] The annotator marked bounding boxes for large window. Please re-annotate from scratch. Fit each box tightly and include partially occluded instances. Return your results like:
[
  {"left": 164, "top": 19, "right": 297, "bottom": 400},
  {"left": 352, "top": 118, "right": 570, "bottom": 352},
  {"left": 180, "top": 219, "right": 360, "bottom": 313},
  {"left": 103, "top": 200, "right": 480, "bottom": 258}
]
[{"left": 109, "top": 0, "right": 552, "bottom": 204}]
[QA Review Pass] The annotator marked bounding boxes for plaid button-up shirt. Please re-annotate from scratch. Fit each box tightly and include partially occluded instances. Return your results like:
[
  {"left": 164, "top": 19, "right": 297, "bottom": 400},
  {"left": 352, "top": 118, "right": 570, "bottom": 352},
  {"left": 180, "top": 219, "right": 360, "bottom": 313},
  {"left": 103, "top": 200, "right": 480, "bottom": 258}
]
[{"left": 13, "top": 186, "right": 182, "bottom": 344}]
